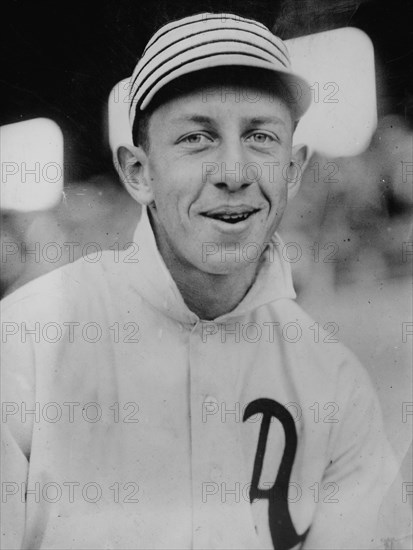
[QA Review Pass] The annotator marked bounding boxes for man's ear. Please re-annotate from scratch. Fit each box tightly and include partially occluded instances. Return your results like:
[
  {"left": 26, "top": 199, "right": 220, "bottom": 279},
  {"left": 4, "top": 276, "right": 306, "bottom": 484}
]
[
  {"left": 116, "top": 144, "right": 154, "bottom": 205},
  {"left": 285, "top": 144, "right": 309, "bottom": 201}
]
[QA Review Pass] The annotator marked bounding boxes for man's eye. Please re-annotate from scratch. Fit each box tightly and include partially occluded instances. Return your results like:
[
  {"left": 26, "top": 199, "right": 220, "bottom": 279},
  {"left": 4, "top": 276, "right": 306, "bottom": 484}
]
[
  {"left": 246, "top": 132, "right": 277, "bottom": 145},
  {"left": 180, "top": 133, "right": 212, "bottom": 145}
]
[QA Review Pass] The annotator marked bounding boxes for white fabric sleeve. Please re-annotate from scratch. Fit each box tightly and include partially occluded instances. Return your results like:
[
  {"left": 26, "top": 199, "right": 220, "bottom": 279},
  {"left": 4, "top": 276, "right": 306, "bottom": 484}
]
[
  {"left": 1, "top": 297, "right": 36, "bottom": 549},
  {"left": 302, "top": 358, "right": 411, "bottom": 550}
]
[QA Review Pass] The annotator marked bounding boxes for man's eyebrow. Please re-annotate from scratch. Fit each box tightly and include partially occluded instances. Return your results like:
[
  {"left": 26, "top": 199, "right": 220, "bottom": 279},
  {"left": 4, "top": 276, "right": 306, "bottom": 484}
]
[
  {"left": 168, "top": 114, "right": 289, "bottom": 129},
  {"left": 246, "top": 116, "right": 287, "bottom": 127},
  {"left": 169, "top": 115, "right": 214, "bottom": 125}
]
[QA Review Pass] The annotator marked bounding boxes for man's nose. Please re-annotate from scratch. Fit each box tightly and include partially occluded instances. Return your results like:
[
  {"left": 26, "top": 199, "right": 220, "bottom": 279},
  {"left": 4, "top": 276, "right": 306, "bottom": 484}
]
[{"left": 203, "top": 143, "right": 256, "bottom": 192}]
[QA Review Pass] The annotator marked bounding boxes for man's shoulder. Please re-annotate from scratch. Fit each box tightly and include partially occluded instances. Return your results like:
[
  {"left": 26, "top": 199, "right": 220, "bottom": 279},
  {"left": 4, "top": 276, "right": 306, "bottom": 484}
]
[
  {"left": 1, "top": 249, "right": 127, "bottom": 319},
  {"left": 269, "top": 297, "right": 374, "bottom": 395}
]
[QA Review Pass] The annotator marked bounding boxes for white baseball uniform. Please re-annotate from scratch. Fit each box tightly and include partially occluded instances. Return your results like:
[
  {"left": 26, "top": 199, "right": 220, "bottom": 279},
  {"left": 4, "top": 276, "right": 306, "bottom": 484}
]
[{"left": 1, "top": 207, "right": 407, "bottom": 549}]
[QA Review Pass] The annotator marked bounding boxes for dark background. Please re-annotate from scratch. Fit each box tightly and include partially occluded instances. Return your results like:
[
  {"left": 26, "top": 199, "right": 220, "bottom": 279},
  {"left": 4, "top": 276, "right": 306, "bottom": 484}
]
[{"left": 2, "top": 0, "right": 412, "bottom": 181}]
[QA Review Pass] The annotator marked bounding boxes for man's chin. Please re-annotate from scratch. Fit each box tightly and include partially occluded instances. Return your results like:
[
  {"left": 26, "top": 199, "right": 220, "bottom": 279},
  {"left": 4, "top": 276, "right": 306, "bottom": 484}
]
[
  {"left": 195, "top": 256, "right": 260, "bottom": 276},
  {"left": 197, "top": 234, "right": 271, "bottom": 271}
]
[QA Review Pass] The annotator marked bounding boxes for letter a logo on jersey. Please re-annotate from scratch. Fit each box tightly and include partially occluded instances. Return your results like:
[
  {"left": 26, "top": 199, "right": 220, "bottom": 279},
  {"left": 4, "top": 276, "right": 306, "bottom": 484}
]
[{"left": 243, "top": 398, "right": 310, "bottom": 550}]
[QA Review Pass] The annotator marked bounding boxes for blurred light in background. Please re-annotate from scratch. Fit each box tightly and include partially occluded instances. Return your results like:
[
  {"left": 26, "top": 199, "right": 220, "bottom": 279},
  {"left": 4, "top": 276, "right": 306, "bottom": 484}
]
[
  {"left": 288, "top": 27, "right": 377, "bottom": 156},
  {"left": 1, "top": 118, "right": 63, "bottom": 212}
]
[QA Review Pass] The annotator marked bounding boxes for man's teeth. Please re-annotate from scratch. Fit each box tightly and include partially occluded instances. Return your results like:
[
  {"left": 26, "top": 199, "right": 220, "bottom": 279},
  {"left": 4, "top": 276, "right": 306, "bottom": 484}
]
[{"left": 209, "top": 212, "right": 252, "bottom": 223}]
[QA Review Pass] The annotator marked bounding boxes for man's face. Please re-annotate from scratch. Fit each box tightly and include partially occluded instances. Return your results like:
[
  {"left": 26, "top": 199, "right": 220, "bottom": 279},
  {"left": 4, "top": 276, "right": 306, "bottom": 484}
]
[{"left": 141, "top": 83, "right": 296, "bottom": 274}]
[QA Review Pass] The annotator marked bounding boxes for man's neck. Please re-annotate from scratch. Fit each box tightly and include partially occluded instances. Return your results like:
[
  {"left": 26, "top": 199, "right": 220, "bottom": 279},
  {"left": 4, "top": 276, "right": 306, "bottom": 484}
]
[
  {"left": 168, "top": 260, "right": 258, "bottom": 320},
  {"left": 148, "top": 210, "right": 259, "bottom": 320}
]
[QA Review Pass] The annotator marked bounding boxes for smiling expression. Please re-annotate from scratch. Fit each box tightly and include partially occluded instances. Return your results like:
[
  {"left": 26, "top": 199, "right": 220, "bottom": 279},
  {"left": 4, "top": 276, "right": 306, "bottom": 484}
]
[{"left": 138, "top": 82, "right": 297, "bottom": 274}]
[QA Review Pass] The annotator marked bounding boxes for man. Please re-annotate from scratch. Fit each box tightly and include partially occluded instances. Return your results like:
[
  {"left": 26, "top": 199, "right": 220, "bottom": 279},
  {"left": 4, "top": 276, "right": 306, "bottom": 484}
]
[{"left": 1, "top": 12, "right": 404, "bottom": 550}]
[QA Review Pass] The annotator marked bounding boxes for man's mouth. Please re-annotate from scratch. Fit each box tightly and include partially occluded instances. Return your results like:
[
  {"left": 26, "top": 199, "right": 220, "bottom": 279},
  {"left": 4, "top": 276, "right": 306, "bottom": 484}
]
[{"left": 201, "top": 207, "right": 260, "bottom": 224}]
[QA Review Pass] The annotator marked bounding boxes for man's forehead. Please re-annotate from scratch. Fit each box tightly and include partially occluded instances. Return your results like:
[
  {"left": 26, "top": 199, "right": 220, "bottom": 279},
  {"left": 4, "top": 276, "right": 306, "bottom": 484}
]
[
  {"left": 149, "top": 81, "right": 294, "bottom": 123},
  {"left": 155, "top": 78, "right": 288, "bottom": 113},
  {"left": 191, "top": 82, "right": 289, "bottom": 103}
]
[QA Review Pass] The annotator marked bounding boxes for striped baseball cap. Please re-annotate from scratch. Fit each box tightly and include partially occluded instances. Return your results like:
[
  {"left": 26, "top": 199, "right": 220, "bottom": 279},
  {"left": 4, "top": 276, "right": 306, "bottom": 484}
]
[{"left": 128, "top": 13, "right": 311, "bottom": 128}]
